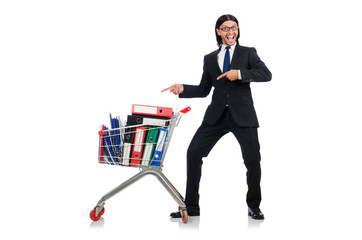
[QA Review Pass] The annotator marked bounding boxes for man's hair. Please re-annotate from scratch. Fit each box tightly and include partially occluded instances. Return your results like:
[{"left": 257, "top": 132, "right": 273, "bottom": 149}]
[{"left": 215, "top": 14, "right": 240, "bottom": 47}]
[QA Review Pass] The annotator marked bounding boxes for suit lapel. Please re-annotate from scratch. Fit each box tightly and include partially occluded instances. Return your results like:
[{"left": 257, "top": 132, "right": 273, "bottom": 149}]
[
  {"left": 230, "top": 45, "right": 242, "bottom": 69},
  {"left": 210, "top": 48, "right": 222, "bottom": 75}
]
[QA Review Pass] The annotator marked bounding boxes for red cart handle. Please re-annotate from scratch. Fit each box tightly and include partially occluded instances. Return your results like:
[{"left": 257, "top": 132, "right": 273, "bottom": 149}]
[{"left": 180, "top": 106, "right": 191, "bottom": 114}]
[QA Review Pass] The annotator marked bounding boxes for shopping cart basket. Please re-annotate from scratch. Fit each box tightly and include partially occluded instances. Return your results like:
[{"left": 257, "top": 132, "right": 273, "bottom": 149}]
[{"left": 90, "top": 106, "right": 191, "bottom": 223}]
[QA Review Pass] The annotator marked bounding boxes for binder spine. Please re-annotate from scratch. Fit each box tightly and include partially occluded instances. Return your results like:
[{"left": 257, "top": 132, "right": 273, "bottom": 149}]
[
  {"left": 98, "top": 125, "right": 106, "bottom": 163},
  {"left": 122, "top": 143, "right": 132, "bottom": 166},
  {"left": 122, "top": 126, "right": 135, "bottom": 166},
  {"left": 150, "top": 128, "right": 168, "bottom": 167},
  {"left": 141, "top": 128, "right": 158, "bottom": 166},
  {"left": 132, "top": 104, "right": 173, "bottom": 118},
  {"left": 131, "top": 127, "right": 147, "bottom": 167},
  {"left": 127, "top": 115, "right": 169, "bottom": 127}
]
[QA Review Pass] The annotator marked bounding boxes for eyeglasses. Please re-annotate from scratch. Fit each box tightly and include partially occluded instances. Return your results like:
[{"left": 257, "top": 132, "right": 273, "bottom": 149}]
[{"left": 219, "top": 26, "right": 238, "bottom": 32}]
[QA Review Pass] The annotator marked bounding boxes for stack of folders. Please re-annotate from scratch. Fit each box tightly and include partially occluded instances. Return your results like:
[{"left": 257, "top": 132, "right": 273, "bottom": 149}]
[
  {"left": 98, "top": 104, "right": 173, "bottom": 168},
  {"left": 125, "top": 114, "right": 170, "bottom": 167}
]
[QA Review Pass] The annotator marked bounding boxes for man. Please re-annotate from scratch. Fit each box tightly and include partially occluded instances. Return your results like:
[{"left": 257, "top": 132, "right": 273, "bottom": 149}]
[{"left": 162, "top": 14, "right": 271, "bottom": 220}]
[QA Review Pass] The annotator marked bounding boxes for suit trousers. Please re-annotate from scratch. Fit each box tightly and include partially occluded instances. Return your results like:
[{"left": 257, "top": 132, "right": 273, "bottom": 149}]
[{"left": 185, "top": 107, "right": 262, "bottom": 212}]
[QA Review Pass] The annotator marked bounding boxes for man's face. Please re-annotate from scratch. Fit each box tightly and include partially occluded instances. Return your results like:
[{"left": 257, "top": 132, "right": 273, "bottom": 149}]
[{"left": 216, "top": 20, "right": 238, "bottom": 46}]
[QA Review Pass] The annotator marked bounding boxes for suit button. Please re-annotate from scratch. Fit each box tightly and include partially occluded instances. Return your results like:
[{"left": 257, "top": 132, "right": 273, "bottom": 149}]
[{"left": 227, "top": 95, "right": 230, "bottom": 98}]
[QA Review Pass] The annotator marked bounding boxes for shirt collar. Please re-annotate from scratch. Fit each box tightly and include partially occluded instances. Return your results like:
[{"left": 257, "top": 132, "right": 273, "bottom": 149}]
[{"left": 221, "top": 42, "right": 236, "bottom": 52}]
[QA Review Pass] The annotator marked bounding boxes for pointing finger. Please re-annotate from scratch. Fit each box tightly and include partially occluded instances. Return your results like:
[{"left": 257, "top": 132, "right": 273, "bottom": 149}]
[
  {"left": 217, "top": 73, "right": 227, "bottom": 80},
  {"left": 161, "top": 87, "right": 171, "bottom": 93}
]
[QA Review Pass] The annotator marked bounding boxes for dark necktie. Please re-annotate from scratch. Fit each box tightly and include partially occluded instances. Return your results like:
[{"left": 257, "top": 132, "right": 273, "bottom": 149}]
[{"left": 223, "top": 46, "right": 231, "bottom": 73}]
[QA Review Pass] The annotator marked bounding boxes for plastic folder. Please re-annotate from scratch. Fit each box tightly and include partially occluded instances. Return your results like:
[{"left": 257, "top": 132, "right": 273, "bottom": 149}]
[
  {"left": 110, "top": 114, "right": 121, "bottom": 162},
  {"left": 104, "top": 126, "right": 116, "bottom": 165},
  {"left": 110, "top": 114, "right": 120, "bottom": 152},
  {"left": 150, "top": 128, "right": 168, "bottom": 167},
  {"left": 115, "top": 116, "right": 126, "bottom": 161},
  {"left": 131, "top": 127, "right": 147, "bottom": 167},
  {"left": 141, "top": 128, "right": 159, "bottom": 166},
  {"left": 132, "top": 104, "right": 173, "bottom": 118}
]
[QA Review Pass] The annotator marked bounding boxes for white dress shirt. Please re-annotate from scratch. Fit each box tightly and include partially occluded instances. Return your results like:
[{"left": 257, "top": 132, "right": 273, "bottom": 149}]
[{"left": 217, "top": 43, "right": 242, "bottom": 80}]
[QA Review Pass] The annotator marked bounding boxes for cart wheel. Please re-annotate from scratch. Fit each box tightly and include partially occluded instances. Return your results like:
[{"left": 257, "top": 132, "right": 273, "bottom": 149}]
[
  {"left": 90, "top": 207, "right": 105, "bottom": 221},
  {"left": 181, "top": 210, "right": 188, "bottom": 224}
]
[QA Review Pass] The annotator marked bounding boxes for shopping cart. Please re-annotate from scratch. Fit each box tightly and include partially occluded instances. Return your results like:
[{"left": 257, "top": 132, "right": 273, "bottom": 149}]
[{"left": 90, "top": 106, "right": 191, "bottom": 223}]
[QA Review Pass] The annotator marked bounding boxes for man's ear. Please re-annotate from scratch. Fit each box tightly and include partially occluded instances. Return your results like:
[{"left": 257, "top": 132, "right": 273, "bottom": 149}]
[{"left": 216, "top": 28, "right": 221, "bottom": 36}]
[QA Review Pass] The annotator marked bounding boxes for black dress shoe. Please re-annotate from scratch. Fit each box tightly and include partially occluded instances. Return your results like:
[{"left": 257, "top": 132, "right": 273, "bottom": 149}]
[
  {"left": 248, "top": 208, "right": 264, "bottom": 220},
  {"left": 170, "top": 211, "right": 200, "bottom": 218}
]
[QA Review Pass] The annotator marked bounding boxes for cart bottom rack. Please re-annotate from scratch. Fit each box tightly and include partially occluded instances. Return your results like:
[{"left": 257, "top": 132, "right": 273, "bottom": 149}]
[{"left": 90, "top": 167, "right": 188, "bottom": 223}]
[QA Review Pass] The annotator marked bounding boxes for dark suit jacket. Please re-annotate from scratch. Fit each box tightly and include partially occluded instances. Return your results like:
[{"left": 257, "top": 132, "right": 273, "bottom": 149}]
[{"left": 179, "top": 45, "right": 272, "bottom": 127}]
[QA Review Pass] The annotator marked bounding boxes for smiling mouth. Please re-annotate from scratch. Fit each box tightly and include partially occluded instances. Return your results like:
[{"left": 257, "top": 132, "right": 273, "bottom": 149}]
[{"left": 227, "top": 36, "right": 235, "bottom": 41}]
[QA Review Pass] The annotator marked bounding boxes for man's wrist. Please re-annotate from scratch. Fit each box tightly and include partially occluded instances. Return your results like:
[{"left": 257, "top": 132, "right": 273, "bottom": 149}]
[{"left": 238, "top": 70, "right": 242, "bottom": 80}]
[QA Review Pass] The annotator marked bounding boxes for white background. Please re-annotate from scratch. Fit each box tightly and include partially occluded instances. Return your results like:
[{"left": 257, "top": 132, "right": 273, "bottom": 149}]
[{"left": 1, "top": 0, "right": 362, "bottom": 239}]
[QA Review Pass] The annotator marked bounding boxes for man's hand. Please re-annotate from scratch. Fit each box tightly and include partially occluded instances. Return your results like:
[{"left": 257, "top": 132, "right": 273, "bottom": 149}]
[
  {"left": 161, "top": 84, "right": 184, "bottom": 95},
  {"left": 217, "top": 69, "right": 239, "bottom": 81}
]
